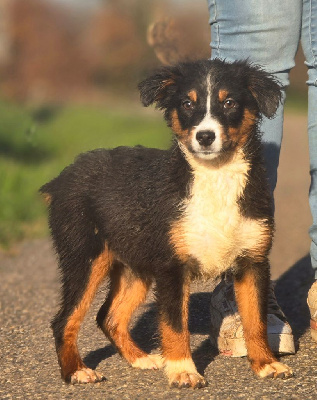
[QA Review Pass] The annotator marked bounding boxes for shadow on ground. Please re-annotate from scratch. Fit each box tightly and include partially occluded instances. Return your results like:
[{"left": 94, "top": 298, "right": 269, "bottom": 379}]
[
  {"left": 275, "top": 254, "right": 314, "bottom": 339},
  {"left": 84, "top": 255, "right": 314, "bottom": 374}
]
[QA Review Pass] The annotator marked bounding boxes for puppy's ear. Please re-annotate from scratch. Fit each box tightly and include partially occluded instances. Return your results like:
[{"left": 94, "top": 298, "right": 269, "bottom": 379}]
[
  {"left": 248, "top": 66, "right": 282, "bottom": 119},
  {"left": 138, "top": 66, "right": 180, "bottom": 109}
]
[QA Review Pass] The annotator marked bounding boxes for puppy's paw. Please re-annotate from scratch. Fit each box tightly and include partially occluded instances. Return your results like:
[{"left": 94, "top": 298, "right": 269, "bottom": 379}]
[
  {"left": 165, "top": 359, "right": 207, "bottom": 389},
  {"left": 256, "top": 361, "right": 293, "bottom": 379},
  {"left": 132, "top": 354, "right": 164, "bottom": 370},
  {"left": 70, "top": 368, "right": 106, "bottom": 384},
  {"left": 169, "top": 372, "right": 207, "bottom": 389}
]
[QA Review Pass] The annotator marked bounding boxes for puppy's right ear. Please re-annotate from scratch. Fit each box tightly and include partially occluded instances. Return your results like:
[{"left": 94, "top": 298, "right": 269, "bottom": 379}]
[{"left": 138, "top": 66, "right": 180, "bottom": 109}]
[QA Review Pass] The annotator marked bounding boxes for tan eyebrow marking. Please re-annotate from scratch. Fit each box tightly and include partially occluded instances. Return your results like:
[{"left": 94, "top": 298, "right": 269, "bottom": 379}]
[
  {"left": 218, "top": 89, "right": 229, "bottom": 102},
  {"left": 188, "top": 90, "right": 198, "bottom": 102}
]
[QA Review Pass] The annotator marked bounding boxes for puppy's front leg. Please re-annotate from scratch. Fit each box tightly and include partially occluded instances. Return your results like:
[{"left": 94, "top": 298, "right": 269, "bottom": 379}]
[
  {"left": 234, "top": 259, "right": 293, "bottom": 379},
  {"left": 156, "top": 268, "right": 207, "bottom": 389}
]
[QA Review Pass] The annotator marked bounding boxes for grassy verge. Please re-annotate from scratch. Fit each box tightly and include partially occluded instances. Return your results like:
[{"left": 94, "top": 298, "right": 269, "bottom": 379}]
[
  {"left": 0, "top": 101, "right": 170, "bottom": 249},
  {"left": 0, "top": 92, "right": 308, "bottom": 249},
  {"left": 285, "top": 89, "right": 308, "bottom": 113}
]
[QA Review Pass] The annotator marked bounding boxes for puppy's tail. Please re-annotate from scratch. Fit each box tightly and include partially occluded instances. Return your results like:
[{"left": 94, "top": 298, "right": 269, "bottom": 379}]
[
  {"left": 40, "top": 175, "right": 104, "bottom": 262},
  {"left": 40, "top": 181, "right": 53, "bottom": 206}
]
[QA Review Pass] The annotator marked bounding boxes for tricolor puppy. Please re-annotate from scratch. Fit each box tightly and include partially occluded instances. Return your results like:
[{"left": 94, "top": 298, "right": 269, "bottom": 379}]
[{"left": 41, "top": 59, "right": 293, "bottom": 388}]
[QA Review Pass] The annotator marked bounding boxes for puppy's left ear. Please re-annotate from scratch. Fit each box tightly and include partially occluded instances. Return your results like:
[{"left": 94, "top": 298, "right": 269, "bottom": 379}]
[
  {"left": 248, "top": 66, "right": 282, "bottom": 119},
  {"left": 138, "top": 65, "right": 180, "bottom": 110}
]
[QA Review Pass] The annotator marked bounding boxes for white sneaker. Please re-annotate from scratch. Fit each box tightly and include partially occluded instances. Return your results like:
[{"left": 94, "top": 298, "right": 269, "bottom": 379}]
[
  {"left": 307, "top": 280, "right": 317, "bottom": 342},
  {"left": 210, "top": 279, "right": 295, "bottom": 357}
]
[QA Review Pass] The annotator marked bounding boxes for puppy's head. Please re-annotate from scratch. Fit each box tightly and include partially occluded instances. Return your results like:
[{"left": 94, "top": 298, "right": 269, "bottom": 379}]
[{"left": 138, "top": 59, "right": 281, "bottom": 161}]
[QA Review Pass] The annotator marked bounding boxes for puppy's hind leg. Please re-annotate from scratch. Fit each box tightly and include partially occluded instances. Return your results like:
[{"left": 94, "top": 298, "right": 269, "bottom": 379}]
[
  {"left": 234, "top": 259, "right": 293, "bottom": 379},
  {"left": 96, "top": 265, "right": 163, "bottom": 370},
  {"left": 48, "top": 192, "right": 113, "bottom": 384},
  {"left": 51, "top": 245, "right": 113, "bottom": 384}
]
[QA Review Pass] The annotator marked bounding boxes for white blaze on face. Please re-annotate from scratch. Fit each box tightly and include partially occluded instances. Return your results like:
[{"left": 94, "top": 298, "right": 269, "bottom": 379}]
[{"left": 191, "top": 74, "right": 223, "bottom": 159}]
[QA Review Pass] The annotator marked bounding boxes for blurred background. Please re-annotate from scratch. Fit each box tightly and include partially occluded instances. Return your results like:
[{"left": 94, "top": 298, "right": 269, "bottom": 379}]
[{"left": 0, "top": 0, "right": 308, "bottom": 250}]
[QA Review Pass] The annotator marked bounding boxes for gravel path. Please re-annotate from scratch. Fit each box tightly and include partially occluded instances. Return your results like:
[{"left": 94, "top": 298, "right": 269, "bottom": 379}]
[{"left": 1, "top": 113, "right": 317, "bottom": 399}]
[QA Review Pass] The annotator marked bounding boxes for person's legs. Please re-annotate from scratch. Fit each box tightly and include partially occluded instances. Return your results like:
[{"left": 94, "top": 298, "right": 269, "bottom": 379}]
[
  {"left": 207, "top": 0, "right": 302, "bottom": 191},
  {"left": 301, "top": 0, "right": 317, "bottom": 340},
  {"left": 207, "top": 0, "right": 302, "bottom": 355},
  {"left": 301, "top": 0, "right": 317, "bottom": 277}
]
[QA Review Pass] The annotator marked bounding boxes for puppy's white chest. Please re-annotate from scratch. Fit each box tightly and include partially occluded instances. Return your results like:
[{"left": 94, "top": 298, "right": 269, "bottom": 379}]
[{"left": 172, "top": 156, "right": 266, "bottom": 277}]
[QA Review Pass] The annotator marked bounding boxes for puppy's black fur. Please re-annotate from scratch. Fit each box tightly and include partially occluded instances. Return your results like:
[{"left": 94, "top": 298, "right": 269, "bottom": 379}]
[{"left": 41, "top": 59, "right": 293, "bottom": 387}]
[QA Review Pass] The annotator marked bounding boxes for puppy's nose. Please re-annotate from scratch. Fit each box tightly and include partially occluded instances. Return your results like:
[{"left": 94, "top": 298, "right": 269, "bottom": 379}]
[{"left": 196, "top": 130, "right": 216, "bottom": 147}]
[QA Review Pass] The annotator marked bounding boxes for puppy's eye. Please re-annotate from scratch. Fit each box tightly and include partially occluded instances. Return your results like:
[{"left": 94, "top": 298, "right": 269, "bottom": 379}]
[
  {"left": 182, "top": 100, "right": 194, "bottom": 110},
  {"left": 224, "top": 99, "right": 236, "bottom": 109}
]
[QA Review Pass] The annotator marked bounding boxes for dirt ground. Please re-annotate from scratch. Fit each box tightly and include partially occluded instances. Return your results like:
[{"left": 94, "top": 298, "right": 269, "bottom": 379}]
[{"left": 271, "top": 113, "right": 311, "bottom": 278}]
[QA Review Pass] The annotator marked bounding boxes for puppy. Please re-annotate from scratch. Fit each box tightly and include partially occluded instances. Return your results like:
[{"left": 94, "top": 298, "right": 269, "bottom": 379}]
[{"left": 41, "top": 59, "right": 293, "bottom": 388}]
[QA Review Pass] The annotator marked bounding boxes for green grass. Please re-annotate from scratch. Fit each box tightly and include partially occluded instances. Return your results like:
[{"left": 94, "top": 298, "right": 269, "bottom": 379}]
[
  {"left": 0, "top": 93, "right": 308, "bottom": 249},
  {"left": 285, "top": 90, "right": 308, "bottom": 113},
  {"left": 0, "top": 101, "right": 171, "bottom": 248}
]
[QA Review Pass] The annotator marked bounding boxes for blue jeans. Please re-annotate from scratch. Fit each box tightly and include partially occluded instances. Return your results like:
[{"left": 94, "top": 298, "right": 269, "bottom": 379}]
[{"left": 207, "top": 0, "right": 317, "bottom": 276}]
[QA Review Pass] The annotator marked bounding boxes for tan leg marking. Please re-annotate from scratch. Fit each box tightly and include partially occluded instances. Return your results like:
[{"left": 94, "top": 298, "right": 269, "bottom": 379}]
[
  {"left": 59, "top": 247, "right": 113, "bottom": 382},
  {"left": 234, "top": 268, "right": 293, "bottom": 379},
  {"left": 160, "top": 280, "right": 206, "bottom": 388},
  {"left": 102, "top": 270, "right": 158, "bottom": 368}
]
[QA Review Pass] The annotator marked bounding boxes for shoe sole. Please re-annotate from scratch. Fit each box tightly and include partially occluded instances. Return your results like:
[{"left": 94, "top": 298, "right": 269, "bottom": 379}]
[
  {"left": 311, "top": 329, "right": 317, "bottom": 342},
  {"left": 213, "top": 334, "right": 295, "bottom": 358},
  {"left": 310, "top": 319, "right": 317, "bottom": 342}
]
